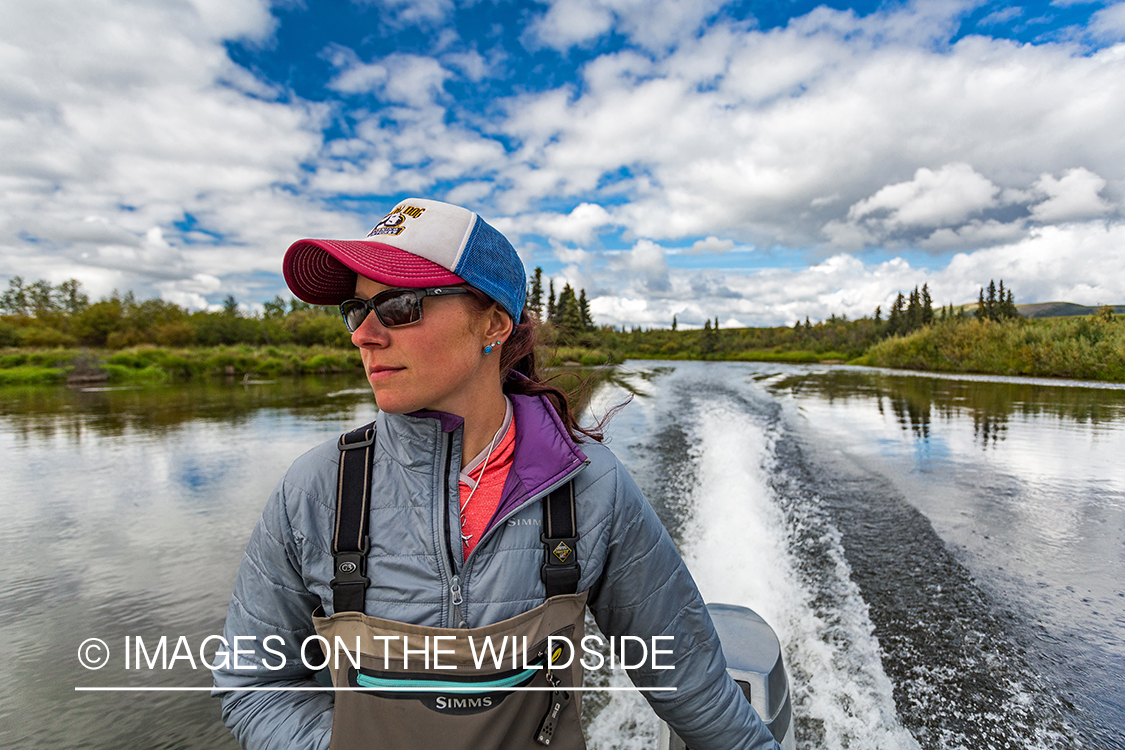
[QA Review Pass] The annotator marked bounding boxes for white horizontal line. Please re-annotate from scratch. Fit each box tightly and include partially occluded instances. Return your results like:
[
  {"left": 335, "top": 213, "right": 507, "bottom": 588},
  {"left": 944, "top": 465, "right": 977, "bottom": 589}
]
[{"left": 75, "top": 686, "right": 676, "bottom": 693}]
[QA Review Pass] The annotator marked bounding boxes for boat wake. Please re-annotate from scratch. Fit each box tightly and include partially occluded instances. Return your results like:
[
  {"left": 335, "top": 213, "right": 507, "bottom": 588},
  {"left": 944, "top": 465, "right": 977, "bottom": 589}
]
[{"left": 584, "top": 363, "right": 1077, "bottom": 750}]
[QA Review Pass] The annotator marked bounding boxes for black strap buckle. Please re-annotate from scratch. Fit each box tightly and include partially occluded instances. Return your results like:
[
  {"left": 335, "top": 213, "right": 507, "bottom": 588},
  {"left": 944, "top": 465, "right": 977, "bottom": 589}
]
[
  {"left": 331, "top": 547, "right": 370, "bottom": 612},
  {"left": 332, "top": 548, "right": 368, "bottom": 585},
  {"left": 338, "top": 427, "right": 375, "bottom": 451}
]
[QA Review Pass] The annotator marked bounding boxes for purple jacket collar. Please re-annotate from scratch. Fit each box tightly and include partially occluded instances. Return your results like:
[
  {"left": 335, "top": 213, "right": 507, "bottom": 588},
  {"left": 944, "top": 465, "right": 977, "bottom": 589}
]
[{"left": 407, "top": 393, "right": 589, "bottom": 532}]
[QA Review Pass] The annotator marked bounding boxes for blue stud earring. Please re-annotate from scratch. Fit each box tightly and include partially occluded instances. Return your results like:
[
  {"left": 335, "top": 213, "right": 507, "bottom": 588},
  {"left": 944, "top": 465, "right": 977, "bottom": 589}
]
[{"left": 484, "top": 340, "right": 501, "bottom": 354}]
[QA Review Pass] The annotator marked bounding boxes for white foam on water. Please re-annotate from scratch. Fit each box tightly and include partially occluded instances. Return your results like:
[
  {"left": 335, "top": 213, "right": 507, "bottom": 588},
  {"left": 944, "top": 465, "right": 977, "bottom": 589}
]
[
  {"left": 681, "top": 396, "right": 919, "bottom": 749},
  {"left": 583, "top": 366, "right": 919, "bottom": 749}
]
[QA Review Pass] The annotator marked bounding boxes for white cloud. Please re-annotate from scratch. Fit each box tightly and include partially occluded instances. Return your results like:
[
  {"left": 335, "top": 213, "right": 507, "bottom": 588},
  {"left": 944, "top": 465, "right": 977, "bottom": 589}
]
[
  {"left": 1029, "top": 167, "right": 1112, "bottom": 222},
  {"left": 616, "top": 239, "right": 671, "bottom": 292},
  {"left": 492, "top": 203, "right": 614, "bottom": 245},
  {"left": 526, "top": 0, "right": 615, "bottom": 49},
  {"left": 848, "top": 163, "right": 1001, "bottom": 230},
  {"left": 4, "top": 0, "right": 1125, "bottom": 327},
  {"left": 525, "top": 0, "right": 730, "bottom": 52},
  {"left": 582, "top": 221, "right": 1125, "bottom": 328},
  {"left": 918, "top": 219, "right": 1028, "bottom": 250},
  {"left": 495, "top": 5, "right": 1125, "bottom": 253},
  {"left": 1089, "top": 2, "right": 1125, "bottom": 41},
  {"left": 688, "top": 236, "right": 737, "bottom": 254},
  {"left": 352, "top": 0, "right": 455, "bottom": 27},
  {"left": 0, "top": 0, "right": 332, "bottom": 305}
]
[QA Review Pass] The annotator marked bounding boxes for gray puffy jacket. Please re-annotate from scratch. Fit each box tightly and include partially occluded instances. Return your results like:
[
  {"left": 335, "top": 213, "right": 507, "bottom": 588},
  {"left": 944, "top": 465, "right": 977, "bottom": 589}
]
[{"left": 212, "top": 392, "right": 780, "bottom": 750}]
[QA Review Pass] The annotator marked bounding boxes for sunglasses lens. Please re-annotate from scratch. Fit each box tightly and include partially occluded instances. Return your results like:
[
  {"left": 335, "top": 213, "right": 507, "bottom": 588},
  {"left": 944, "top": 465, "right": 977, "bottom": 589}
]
[
  {"left": 341, "top": 290, "right": 425, "bottom": 332},
  {"left": 340, "top": 300, "right": 370, "bottom": 332},
  {"left": 374, "top": 290, "right": 421, "bottom": 327}
]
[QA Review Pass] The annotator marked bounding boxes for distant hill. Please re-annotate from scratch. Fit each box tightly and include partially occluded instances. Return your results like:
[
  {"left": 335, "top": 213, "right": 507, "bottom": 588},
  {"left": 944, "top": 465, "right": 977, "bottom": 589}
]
[{"left": 1015, "top": 302, "right": 1125, "bottom": 319}]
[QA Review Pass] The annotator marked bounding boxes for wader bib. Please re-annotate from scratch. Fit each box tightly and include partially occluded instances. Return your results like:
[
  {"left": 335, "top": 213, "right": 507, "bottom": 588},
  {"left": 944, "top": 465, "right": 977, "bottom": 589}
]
[{"left": 313, "top": 422, "right": 588, "bottom": 750}]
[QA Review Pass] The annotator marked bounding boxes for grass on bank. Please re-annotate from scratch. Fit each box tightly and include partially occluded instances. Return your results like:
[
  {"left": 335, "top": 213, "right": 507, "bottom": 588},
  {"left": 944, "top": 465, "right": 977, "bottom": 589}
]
[
  {"left": 0, "top": 343, "right": 623, "bottom": 386},
  {"left": 856, "top": 316, "right": 1125, "bottom": 381},
  {"left": 0, "top": 345, "right": 366, "bottom": 385},
  {"left": 3, "top": 314, "right": 1122, "bottom": 386}
]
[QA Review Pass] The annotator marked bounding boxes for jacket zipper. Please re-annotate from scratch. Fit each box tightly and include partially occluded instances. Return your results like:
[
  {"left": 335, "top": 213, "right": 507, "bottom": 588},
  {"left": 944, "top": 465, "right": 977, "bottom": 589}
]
[{"left": 437, "top": 431, "right": 468, "bottom": 628}]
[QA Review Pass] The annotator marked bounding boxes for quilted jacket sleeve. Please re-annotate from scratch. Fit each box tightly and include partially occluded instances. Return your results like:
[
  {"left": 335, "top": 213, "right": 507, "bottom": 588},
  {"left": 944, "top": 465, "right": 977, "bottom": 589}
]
[
  {"left": 586, "top": 455, "right": 781, "bottom": 750},
  {"left": 211, "top": 474, "right": 333, "bottom": 750}
]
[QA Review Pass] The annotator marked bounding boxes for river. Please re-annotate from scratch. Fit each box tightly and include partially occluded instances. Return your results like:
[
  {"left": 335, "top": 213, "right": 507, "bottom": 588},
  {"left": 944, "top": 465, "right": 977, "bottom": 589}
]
[{"left": 0, "top": 362, "right": 1121, "bottom": 749}]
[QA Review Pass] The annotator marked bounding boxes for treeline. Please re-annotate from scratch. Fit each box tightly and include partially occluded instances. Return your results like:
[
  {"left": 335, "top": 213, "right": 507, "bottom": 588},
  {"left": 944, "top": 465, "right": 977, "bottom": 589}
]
[
  {"left": 581, "top": 280, "right": 1032, "bottom": 362},
  {"left": 0, "top": 277, "right": 349, "bottom": 349},
  {"left": 0, "top": 271, "right": 605, "bottom": 351},
  {"left": 6, "top": 273, "right": 1122, "bottom": 383},
  {"left": 527, "top": 268, "right": 595, "bottom": 340}
]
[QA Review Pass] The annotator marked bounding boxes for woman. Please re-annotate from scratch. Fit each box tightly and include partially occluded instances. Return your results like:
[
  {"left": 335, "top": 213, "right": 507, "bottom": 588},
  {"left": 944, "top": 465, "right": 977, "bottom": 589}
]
[{"left": 212, "top": 198, "right": 780, "bottom": 750}]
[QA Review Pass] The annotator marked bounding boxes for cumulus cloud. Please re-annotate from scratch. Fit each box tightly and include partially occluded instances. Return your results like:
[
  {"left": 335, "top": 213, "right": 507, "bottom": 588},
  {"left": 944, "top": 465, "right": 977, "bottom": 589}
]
[
  {"left": 688, "top": 236, "right": 737, "bottom": 254},
  {"left": 1029, "top": 167, "right": 1112, "bottom": 222},
  {"left": 0, "top": 0, "right": 330, "bottom": 303},
  {"left": 847, "top": 164, "right": 1000, "bottom": 231},
  {"left": 3, "top": 0, "right": 1124, "bottom": 327},
  {"left": 525, "top": 0, "right": 729, "bottom": 52},
  {"left": 492, "top": 203, "right": 614, "bottom": 245},
  {"left": 496, "top": 4, "right": 1125, "bottom": 253},
  {"left": 1089, "top": 2, "right": 1125, "bottom": 41},
  {"left": 615, "top": 239, "right": 671, "bottom": 293},
  {"left": 583, "top": 222, "right": 1125, "bottom": 328},
  {"left": 352, "top": 0, "right": 455, "bottom": 27}
]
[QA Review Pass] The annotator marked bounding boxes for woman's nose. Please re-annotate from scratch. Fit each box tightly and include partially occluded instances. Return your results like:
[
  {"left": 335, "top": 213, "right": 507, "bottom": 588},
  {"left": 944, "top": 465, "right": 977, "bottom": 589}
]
[{"left": 350, "top": 310, "right": 390, "bottom": 348}]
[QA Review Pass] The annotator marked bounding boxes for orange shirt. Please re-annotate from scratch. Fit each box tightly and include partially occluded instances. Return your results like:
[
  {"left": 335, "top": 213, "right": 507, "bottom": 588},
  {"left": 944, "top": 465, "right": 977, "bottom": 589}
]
[{"left": 458, "top": 418, "right": 516, "bottom": 560}]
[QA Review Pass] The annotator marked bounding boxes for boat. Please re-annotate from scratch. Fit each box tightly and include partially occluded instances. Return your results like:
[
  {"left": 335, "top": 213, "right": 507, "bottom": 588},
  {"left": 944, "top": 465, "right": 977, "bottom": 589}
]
[{"left": 658, "top": 603, "right": 795, "bottom": 750}]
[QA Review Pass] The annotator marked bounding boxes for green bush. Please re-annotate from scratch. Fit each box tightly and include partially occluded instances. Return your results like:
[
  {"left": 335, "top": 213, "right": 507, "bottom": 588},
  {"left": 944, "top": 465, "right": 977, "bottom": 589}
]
[{"left": 0, "top": 365, "right": 67, "bottom": 385}]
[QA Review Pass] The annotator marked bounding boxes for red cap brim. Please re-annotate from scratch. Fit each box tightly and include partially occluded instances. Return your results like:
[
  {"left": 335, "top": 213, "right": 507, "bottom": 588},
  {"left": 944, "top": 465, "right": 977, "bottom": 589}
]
[{"left": 283, "top": 239, "right": 465, "bottom": 305}]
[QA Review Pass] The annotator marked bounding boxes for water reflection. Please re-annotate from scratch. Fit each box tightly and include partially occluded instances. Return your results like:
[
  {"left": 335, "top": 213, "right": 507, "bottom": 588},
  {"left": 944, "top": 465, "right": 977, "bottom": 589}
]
[
  {"left": 768, "top": 368, "right": 1125, "bottom": 447},
  {"left": 0, "top": 368, "right": 619, "bottom": 750},
  {"left": 0, "top": 368, "right": 622, "bottom": 444}
]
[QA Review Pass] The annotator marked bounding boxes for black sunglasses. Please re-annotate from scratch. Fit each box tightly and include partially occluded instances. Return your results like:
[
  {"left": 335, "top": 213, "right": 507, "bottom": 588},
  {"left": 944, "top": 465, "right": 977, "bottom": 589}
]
[{"left": 339, "top": 286, "right": 473, "bottom": 332}]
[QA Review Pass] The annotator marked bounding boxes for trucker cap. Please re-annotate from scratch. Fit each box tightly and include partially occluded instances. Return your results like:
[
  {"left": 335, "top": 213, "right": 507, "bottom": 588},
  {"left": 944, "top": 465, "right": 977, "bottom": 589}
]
[{"left": 283, "top": 198, "right": 526, "bottom": 321}]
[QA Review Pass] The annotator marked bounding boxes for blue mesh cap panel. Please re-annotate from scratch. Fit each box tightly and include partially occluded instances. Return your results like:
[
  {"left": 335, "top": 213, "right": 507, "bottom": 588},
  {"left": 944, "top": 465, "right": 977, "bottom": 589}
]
[{"left": 455, "top": 217, "right": 527, "bottom": 319}]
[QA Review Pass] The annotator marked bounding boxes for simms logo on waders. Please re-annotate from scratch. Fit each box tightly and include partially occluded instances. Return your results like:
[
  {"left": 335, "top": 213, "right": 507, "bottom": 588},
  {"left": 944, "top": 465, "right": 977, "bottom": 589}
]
[
  {"left": 435, "top": 696, "right": 494, "bottom": 711},
  {"left": 551, "top": 542, "right": 572, "bottom": 563}
]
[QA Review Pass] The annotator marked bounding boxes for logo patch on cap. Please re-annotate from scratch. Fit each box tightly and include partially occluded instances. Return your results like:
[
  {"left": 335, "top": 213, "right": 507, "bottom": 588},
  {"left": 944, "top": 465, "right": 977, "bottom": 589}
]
[
  {"left": 552, "top": 541, "right": 573, "bottom": 563},
  {"left": 367, "top": 204, "right": 426, "bottom": 238}
]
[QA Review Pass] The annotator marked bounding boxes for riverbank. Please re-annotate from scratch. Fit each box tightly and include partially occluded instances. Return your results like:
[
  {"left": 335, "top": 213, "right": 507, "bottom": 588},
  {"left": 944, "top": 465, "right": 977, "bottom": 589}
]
[
  {"left": 855, "top": 316, "right": 1125, "bottom": 381},
  {"left": 598, "top": 314, "right": 1125, "bottom": 383},
  {"left": 2, "top": 314, "right": 1122, "bottom": 386},
  {"left": 0, "top": 344, "right": 623, "bottom": 385}
]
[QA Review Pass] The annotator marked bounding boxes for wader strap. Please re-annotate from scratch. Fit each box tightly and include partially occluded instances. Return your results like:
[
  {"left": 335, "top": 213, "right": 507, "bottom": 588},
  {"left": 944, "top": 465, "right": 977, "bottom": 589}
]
[
  {"left": 540, "top": 481, "right": 580, "bottom": 597},
  {"left": 333, "top": 421, "right": 376, "bottom": 614}
]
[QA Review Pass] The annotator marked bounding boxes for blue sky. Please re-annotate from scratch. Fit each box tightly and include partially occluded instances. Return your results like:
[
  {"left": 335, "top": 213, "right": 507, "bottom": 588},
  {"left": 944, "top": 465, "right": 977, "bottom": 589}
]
[{"left": 2, "top": 0, "right": 1124, "bottom": 327}]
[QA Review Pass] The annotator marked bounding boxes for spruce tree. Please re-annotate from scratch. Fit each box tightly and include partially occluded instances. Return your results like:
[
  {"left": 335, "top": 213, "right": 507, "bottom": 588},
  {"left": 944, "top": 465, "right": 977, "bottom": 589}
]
[
  {"left": 887, "top": 292, "right": 906, "bottom": 336},
  {"left": 699, "top": 319, "right": 716, "bottom": 356},
  {"left": 529, "top": 267, "right": 543, "bottom": 319},
  {"left": 906, "top": 287, "right": 921, "bottom": 332},
  {"left": 578, "top": 289, "right": 592, "bottom": 331},
  {"left": 556, "top": 284, "right": 583, "bottom": 336},
  {"left": 546, "top": 280, "right": 556, "bottom": 323},
  {"left": 921, "top": 284, "right": 934, "bottom": 325}
]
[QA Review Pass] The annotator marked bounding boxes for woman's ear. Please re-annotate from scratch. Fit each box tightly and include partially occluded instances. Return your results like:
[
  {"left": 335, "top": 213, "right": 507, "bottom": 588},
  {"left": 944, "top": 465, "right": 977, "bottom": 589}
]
[{"left": 484, "top": 305, "right": 514, "bottom": 343}]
